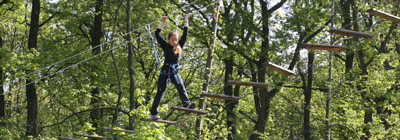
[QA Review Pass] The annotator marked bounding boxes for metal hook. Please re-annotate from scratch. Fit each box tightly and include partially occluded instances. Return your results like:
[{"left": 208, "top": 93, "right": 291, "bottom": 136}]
[{"left": 144, "top": 24, "right": 151, "bottom": 32}]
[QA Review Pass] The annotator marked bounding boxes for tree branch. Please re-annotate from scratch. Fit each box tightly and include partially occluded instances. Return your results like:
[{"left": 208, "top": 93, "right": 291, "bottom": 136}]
[
  {"left": 284, "top": 85, "right": 327, "bottom": 92},
  {"left": 39, "top": 15, "right": 55, "bottom": 27},
  {"left": 40, "top": 107, "right": 128, "bottom": 130},
  {"left": 239, "top": 110, "right": 257, "bottom": 123},
  {"left": 267, "top": 0, "right": 288, "bottom": 14},
  {"left": 289, "top": 19, "right": 331, "bottom": 70},
  {"left": 329, "top": 124, "right": 361, "bottom": 140},
  {"left": 216, "top": 34, "right": 257, "bottom": 63},
  {"left": 334, "top": 54, "right": 345, "bottom": 62}
]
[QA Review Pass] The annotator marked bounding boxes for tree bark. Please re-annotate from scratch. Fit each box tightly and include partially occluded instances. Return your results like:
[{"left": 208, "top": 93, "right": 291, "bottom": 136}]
[
  {"left": 249, "top": 62, "right": 269, "bottom": 140},
  {"left": 0, "top": 36, "right": 6, "bottom": 118},
  {"left": 196, "top": 1, "right": 221, "bottom": 139},
  {"left": 340, "top": 0, "right": 354, "bottom": 76},
  {"left": 89, "top": 0, "right": 103, "bottom": 129},
  {"left": 358, "top": 49, "right": 371, "bottom": 140},
  {"left": 224, "top": 55, "right": 237, "bottom": 140},
  {"left": 126, "top": 0, "right": 137, "bottom": 131},
  {"left": 26, "top": 0, "right": 40, "bottom": 137},
  {"left": 0, "top": 36, "right": 4, "bottom": 118},
  {"left": 302, "top": 52, "right": 314, "bottom": 140},
  {"left": 110, "top": 1, "right": 123, "bottom": 126},
  {"left": 249, "top": 1, "right": 287, "bottom": 140}
]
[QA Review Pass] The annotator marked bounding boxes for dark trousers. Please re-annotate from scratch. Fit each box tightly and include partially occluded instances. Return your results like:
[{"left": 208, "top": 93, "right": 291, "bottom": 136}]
[{"left": 150, "top": 72, "right": 191, "bottom": 115}]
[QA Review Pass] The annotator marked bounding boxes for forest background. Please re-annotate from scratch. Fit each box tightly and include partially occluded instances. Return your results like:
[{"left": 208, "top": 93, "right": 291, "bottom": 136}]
[{"left": 0, "top": 0, "right": 399, "bottom": 139}]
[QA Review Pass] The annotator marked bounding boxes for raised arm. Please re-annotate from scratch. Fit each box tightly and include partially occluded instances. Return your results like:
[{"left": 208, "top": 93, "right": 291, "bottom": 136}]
[
  {"left": 184, "top": 13, "right": 192, "bottom": 27},
  {"left": 179, "top": 13, "right": 192, "bottom": 48},
  {"left": 155, "top": 16, "right": 168, "bottom": 47},
  {"left": 158, "top": 16, "right": 167, "bottom": 29}
]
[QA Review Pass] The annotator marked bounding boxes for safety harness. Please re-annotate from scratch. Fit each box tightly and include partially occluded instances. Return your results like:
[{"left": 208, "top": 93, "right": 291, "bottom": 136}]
[{"left": 145, "top": 24, "right": 182, "bottom": 85}]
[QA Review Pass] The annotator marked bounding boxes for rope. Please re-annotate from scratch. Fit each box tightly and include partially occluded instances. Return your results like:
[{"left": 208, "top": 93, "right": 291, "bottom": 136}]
[{"left": 145, "top": 24, "right": 161, "bottom": 71}]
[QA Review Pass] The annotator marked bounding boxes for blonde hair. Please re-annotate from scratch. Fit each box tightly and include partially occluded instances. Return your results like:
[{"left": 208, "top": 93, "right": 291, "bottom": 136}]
[{"left": 168, "top": 32, "right": 182, "bottom": 55}]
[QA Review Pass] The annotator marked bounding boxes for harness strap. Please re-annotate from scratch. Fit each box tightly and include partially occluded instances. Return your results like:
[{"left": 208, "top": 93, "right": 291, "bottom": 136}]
[{"left": 160, "top": 64, "right": 181, "bottom": 85}]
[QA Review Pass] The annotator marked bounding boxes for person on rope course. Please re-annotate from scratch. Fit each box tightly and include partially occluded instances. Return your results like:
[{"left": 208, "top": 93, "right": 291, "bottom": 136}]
[{"left": 150, "top": 13, "right": 195, "bottom": 120}]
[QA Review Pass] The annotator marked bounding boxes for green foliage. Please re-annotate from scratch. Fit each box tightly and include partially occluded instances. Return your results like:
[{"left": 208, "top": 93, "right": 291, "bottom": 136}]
[{"left": 1, "top": 0, "right": 400, "bottom": 139}]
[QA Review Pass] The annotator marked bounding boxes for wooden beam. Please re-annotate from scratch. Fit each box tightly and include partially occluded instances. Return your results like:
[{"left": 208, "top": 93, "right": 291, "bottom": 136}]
[
  {"left": 59, "top": 137, "right": 78, "bottom": 140},
  {"left": 74, "top": 133, "right": 108, "bottom": 139},
  {"left": 329, "top": 29, "right": 374, "bottom": 38},
  {"left": 140, "top": 118, "right": 177, "bottom": 124},
  {"left": 171, "top": 106, "right": 208, "bottom": 115},
  {"left": 301, "top": 43, "right": 347, "bottom": 51},
  {"left": 264, "top": 62, "right": 295, "bottom": 76},
  {"left": 103, "top": 127, "right": 135, "bottom": 134},
  {"left": 368, "top": 8, "right": 400, "bottom": 23},
  {"left": 226, "top": 80, "right": 270, "bottom": 87},
  {"left": 200, "top": 93, "right": 241, "bottom": 101}
]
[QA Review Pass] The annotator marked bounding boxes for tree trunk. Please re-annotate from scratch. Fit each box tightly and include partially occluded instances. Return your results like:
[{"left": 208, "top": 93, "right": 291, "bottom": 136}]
[
  {"left": 249, "top": 62, "right": 269, "bottom": 140},
  {"left": 196, "top": 1, "right": 220, "bottom": 139},
  {"left": 0, "top": 36, "right": 4, "bottom": 118},
  {"left": 110, "top": 0, "right": 123, "bottom": 126},
  {"left": 358, "top": 49, "right": 371, "bottom": 140},
  {"left": 126, "top": 0, "right": 137, "bottom": 131},
  {"left": 304, "top": 52, "right": 314, "bottom": 140},
  {"left": 89, "top": 0, "right": 103, "bottom": 129},
  {"left": 250, "top": 64, "right": 260, "bottom": 114},
  {"left": 339, "top": 1, "right": 354, "bottom": 139},
  {"left": 223, "top": 55, "right": 237, "bottom": 140},
  {"left": 341, "top": 0, "right": 354, "bottom": 76},
  {"left": 249, "top": 1, "right": 287, "bottom": 139},
  {"left": 26, "top": 0, "right": 40, "bottom": 137},
  {"left": 249, "top": 1, "right": 271, "bottom": 137}
]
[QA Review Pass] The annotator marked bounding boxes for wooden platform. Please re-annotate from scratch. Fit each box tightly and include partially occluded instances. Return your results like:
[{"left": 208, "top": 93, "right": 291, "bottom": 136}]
[
  {"left": 140, "top": 118, "right": 177, "bottom": 124},
  {"left": 59, "top": 137, "right": 78, "bottom": 140},
  {"left": 368, "top": 8, "right": 400, "bottom": 23},
  {"left": 264, "top": 62, "right": 295, "bottom": 76},
  {"left": 171, "top": 106, "right": 208, "bottom": 115},
  {"left": 103, "top": 127, "right": 135, "bottom": 134},
  {"left": 301, "top": 43, "right": 347, "bottom": 51},
  {"left": 226, "top": 80, "right": 270, "bottom": 87},
  {"left": 74, "top": 133, "right": 108, "bottom": 139},
  {"left": 200, "top": 93, "right": 241, "bottom": 101},
  {"left": 329, "top": 29, "right": 373, "bottom": 38}
]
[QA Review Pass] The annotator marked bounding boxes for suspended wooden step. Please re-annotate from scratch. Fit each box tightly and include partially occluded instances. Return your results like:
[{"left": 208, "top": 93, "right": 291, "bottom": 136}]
[
  {"left": 200, "top": 93, "right": 241, "bottom": 101},
  {"left": 171, "top": 106, "right": 208, "bottom": 115},
  {"left": 264, "top": 62, "right": 295, "bottom": 76},
  {"left": 74, "top": 133, "right": 108, "bottom": 139},
  {"left": 140, "top": 118, "right": 177, "bottom": 124},
  {"left": 329, "top": 29, "right": 373, "bottom": 38},
  {"left": 368, "top": 8, "right": 400, "bottom": 23},
  {"left": 226, "top": 80, "right": 269, "bottom": 87},
  {"left": 301, "top": 43, "right": 347, "bottom": 51},
  {"left": 59, "top": 137, "right": 78, "bottom": 140},
  {"left": 103, "top": 127, "right": 135, "bottom": 134}
]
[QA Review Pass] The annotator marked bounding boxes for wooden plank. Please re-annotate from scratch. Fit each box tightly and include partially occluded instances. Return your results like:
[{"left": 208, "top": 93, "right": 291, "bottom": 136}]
[
  {"left": 171, "top": 106, "right": 208, "bottom": 115},
  {"left": 103, "top": 127, "right": 135, "bottom": 134},
  {"left": 59, "top": 137, "right": 78, "bottom": 140},
  {"left": 368, "top": 8, "right": 400, "bottom": 23},
  {"left": 301, "top": 43, "right": 347, "bottom": 51},
  {"left": 140, "top": 118, "right": 177, "bottom": 124},
  {"left": 329, "top": 29, "right": 373, "bottom": 38},
  {"left": 200, "top": 93, "right": 241, "bottom": 101},
  {"left": 74, "top": 133, "right": 107, "bottom": 139},
  {"left": 264, "top": 62, "right": 295, "bottom": 76},
  {"left": 226, "top": 80, "right": 270, "bottom": 87}
]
